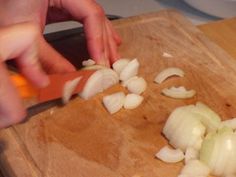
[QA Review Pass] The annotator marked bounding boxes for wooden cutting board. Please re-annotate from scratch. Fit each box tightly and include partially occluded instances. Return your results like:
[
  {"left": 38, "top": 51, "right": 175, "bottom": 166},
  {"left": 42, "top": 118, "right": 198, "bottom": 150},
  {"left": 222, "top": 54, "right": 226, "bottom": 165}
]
[{"left": 1, "top": 10, "right": 236, "bottom": 177}]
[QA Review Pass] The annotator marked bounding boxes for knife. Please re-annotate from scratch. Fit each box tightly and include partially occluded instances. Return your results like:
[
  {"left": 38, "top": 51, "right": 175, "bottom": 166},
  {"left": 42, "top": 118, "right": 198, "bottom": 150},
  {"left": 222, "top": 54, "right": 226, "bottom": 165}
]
[{"left": 10, "top": 70, "right": 95, "bottom": 108}]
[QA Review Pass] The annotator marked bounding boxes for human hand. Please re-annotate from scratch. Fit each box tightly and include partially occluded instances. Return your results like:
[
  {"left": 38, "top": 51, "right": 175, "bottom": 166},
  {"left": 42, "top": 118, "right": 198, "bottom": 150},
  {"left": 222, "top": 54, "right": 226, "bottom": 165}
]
[
  {"left": 0, "top": 0, "right": 121, "bottom": 70},
  {"left": 0, "top": 23, "right": 49, "bottom": 128}
]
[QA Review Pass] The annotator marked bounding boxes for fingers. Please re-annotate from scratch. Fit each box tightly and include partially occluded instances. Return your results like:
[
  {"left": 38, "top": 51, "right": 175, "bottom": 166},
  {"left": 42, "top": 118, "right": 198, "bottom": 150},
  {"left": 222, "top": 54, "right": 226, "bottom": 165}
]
[
  {"left": 0, "top": 22, "right": 50, "bottom": 127},
  {"left": 38, "top": 37, "right": 76, "bottom": 74},
  {"left": 0, "top": 61, "right": 26, "bottom": 128},
  {"left": 0, "top": 23, "right": 49, "bottom": 88},
  {"left": 56, "top": 0, "right": 122, "bottom": 66}
]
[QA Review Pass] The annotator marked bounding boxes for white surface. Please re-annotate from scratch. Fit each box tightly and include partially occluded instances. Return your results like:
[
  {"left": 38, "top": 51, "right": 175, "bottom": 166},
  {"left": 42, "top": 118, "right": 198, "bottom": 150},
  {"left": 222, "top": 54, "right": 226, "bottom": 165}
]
[
  {"left": 44, "top": 0, "right": 220, "bottom": 34},
  {"left": 183, "top": 0, "right": 236, "bottom": 18}
]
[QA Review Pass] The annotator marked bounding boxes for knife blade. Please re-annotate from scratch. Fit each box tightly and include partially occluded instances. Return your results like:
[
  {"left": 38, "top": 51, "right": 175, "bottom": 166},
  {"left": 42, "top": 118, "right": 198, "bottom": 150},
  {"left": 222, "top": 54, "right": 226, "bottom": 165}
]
[{"left": 10, "top": 70, "right": 95, "bottom": 108}]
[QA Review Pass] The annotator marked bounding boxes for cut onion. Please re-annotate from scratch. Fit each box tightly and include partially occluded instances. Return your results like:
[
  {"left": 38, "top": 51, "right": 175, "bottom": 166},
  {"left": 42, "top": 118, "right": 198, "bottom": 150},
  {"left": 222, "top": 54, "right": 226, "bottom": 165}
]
[
  {"left": 112, "top": 59, "right": 130, "bottom": 74},
  {"left": 162, "top": 52, "right": 173, "bottom": 58},
  {"left": 99, "top": 68, "right": 119, "bottom": 90},
  {"left": 190, "top": 102, "right": 221, "bottom": 133},
  {"left": 82, "top": 59, "right": 95, "bottom": 66},
  {"left": 185, "top": 147, "right": 199, "bottom": 164},
  {"left": 102, "top": 92, "right": 125, "bottom": 114},
  {"left": 221, "top": 118, "right": 236, "bottom": 130},
  {"left": 155, "top": 146, "right": 184, "bottom": 163},
  {"left": 119, "top": 58, "right": 140, "bottom": 81},
  {"left": 154, "top": 67, "right": 184, "bottom": 84},
  {"left": 180, "top": 160, "right": 210, "bottom": 177},
  {"left": 79, "top": 68, "right": 119, "bottom": 100},
  {"left": 82, "top": 64, "right": 106, "bottom": 70},
  {"left": 200, "top": 127, "right": 236, "bottom": 177},
  {"left": 124, "top": 93, "right": 143, "bottom": 109},
  {"left": 122, "top": 76, "right": 147, "bottom": 95},
  {"left": 163, "top": 105, "right": 206, "bottom": 151},
  {"left": 162, "top": 86, "right": 196, "bottom": 99},
  {"left": 62, "top": 77, "right": 82, "bottom": 104}
]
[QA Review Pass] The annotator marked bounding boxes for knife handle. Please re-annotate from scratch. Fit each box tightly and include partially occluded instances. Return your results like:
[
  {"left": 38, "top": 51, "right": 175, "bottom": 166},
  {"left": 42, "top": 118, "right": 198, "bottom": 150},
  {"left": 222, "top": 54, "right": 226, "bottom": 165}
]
[{"left": 10, "top": 73, "right": 38, "bottom": 99}]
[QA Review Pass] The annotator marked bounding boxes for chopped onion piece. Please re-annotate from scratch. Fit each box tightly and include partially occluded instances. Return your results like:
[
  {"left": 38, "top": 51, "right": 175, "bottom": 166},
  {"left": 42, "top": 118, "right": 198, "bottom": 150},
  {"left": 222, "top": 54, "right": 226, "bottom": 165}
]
[
  {"left": 103, "top": 92, "right": 125, "bottom": 114},
  {"left": 191, "top": 102, "right": 221, "bottom": 133},
  {"left": 162, "top": 86, "right": 196, "bottom": 99},
  {"left": 155, "top": 146, "right": 184, "bottom": 163},
  {"left": 180, "top": 160, "right": 210, "bottom": 177},
  {"left": 121, "top": 76, "right": 139, "bottom": 87},
  {"left": 221, "top": 118, "right": 236, "bottom": 130},
  {"left": 99, "top": 68, "right": 119, "bottom": 90},
  {"left": 62, "top": 77, "right": 82, "bottom": 104},
  {"left": 82, "top": 64, "right": 106, "bottom": 70},
  {"left": 200, "top": 127, "right": 236, "bottom": 177},
  {"left": 112, "top": 59, "right": 130, "bottom": 74},
  {"left": 82, "top": 59, "right": 95, "bottom": 66},
  {"left": 79, "top": 70, "right": 103, "bottom": 100},
  {"left": 163, "top": 105, "right": 206, "bottom": 151},
  {"left": 79, "top": 68, "right": 119, "bottom": 100},
  {"left": 124, "top": 94, "right": 143, "bottom": 109},
  {"left": 162, "top": 52, "right": 173, "bottom": 58},
  {"left": 185, "top": 147, "right": 199, "bottom": 164},
  {"left": 119, "top": 58, "right": 140, "bottom": 81},
  {"left": 122, "top": 76, "right": 147, "bottom": 95},
  {"left": 154, "top": 67, "right": 184, "bottom": 84}
]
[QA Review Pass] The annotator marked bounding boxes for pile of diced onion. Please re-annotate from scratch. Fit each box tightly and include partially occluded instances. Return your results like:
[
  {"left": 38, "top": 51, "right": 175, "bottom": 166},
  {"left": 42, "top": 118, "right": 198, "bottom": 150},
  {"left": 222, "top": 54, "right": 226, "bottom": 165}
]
[
  {"left": 156, "top": 102, "right": 236, "bottom": 177},
  {"left": 62, "top": 58, "right": 147, "bottom": 114},
  {"left": 62, "top": 58, "right": 236, "bottom": 177}
]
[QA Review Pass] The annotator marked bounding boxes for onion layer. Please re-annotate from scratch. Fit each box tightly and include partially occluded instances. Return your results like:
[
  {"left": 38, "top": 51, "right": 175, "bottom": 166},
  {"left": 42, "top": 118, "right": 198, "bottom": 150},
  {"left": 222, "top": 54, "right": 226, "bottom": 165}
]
[
  {"left": 162, "top": 86, "right": 196, "bottom": 99},
  {"left": 154, "top": 67, "right": 184, "bottom": 84},
  {"left": 79, "top": 68, "right": 119, "bottom": 100},
  {"left": 155, "top": 146, "right": 184, "bottom": 163},
  {"left": 82, "top": 59, "right": 95, "bottom": 66},
  {"left": 122, "top": 76, "right": 147, "bottom": 95},
  {"left": 112, "top": 59, "right": 130, "bottom": 74},
  {"left": 103, "top": 92, "right": 125, "bottom": 114},
  {"left": 119, "top": 58, "right": 140, "bottom": 81},
  {"left": 62, "top": 77, "right": 82, "bottom": 104},
  {"left": 124, "top": 94, "right": 143, "bottom": 109}
]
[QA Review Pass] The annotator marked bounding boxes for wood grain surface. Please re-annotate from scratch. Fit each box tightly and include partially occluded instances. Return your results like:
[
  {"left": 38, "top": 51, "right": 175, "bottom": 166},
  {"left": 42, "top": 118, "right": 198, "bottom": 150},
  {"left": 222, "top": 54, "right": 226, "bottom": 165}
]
[
  {"left": 198, "top": 17, "right": 236, "bottom": 60},
  {"left": 0, "top": 10, "right": 236, "bottom": 177}
]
